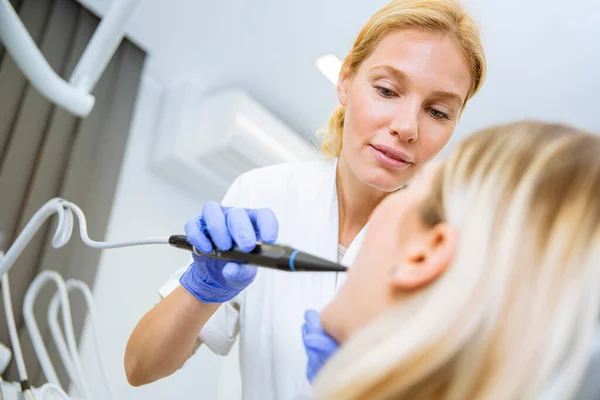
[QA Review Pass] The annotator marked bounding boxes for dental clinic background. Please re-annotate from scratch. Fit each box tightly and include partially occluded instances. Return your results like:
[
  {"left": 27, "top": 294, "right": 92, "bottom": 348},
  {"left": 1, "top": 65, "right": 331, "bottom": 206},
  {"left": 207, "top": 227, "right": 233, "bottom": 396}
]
[{"left": 7, "top": 0, "right": 597, "bottom": 399}]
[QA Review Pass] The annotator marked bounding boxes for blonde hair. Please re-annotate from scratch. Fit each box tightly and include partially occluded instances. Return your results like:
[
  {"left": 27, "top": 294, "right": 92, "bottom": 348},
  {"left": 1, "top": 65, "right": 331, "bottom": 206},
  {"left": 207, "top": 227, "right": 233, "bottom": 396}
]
[
  {"left": 313, "top": 121, "right": 600, "bottom": 399},
  {"left": 321, "top": 0, "right": 487, "bottom": 158}
]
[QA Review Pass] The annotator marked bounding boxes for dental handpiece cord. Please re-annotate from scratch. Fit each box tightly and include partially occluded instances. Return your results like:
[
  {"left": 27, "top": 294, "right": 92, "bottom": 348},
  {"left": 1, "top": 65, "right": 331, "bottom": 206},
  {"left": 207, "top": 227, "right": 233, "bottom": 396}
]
[
  {"left": 0, "top": 198, "right": 346, "bottom": 278},
  {"left": 0, "top": 198, "right": 169, "bottom": 277}
]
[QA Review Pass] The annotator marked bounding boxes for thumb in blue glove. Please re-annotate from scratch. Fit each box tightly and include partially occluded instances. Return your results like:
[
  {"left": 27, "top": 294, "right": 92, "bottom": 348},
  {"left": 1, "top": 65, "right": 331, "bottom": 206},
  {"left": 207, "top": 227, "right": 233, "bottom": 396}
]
[
  {"left": 180, "top": 201, "right": 278, "bottom": 303},
  {"left": 302, "top": 309, "right": 339, "bottom": 383}
]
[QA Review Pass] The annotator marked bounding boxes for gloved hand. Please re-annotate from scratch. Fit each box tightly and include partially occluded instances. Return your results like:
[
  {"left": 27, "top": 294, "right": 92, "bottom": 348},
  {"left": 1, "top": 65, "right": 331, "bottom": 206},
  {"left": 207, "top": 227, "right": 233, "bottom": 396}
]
[
  {"left": 179, "top": 201, "right": 278, "bottom": 303},
  {"left": 302, "top": 309, "right": 339, "bottom": 383}
]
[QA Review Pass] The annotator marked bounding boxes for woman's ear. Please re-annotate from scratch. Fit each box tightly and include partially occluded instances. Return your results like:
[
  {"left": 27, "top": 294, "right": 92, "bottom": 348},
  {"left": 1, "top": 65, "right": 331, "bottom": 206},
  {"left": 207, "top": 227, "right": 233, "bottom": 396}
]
[
  {"left": 336, "top": 67, "right": 351, "bottom": 107},
  {"left": 389, "top": 223, "right": 458, "bottom": 291}
]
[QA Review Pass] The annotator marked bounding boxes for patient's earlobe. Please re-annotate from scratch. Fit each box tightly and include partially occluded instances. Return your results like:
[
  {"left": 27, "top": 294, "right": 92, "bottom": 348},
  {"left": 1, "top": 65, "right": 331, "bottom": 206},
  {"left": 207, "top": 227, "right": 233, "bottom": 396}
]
[{"left": 390, "top": 223, "right": 458, "bottom": 290}]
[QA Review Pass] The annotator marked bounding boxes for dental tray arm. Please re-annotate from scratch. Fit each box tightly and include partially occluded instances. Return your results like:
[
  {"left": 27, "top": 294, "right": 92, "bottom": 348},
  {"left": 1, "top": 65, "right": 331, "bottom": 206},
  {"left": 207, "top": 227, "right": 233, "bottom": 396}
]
[{"left": 0, "top": 0, "right": 141, "bottom": 117}]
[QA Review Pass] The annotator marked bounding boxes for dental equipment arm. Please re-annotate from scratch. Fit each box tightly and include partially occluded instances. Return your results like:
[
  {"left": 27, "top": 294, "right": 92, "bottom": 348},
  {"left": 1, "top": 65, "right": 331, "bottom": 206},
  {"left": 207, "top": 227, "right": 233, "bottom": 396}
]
[
  {"left": 23, "top": 271, "right": 91, "bottom": 399},
  {"left": 2, "top": 267, "right": 34, "bottom": 399},
  {"left": 69, "top": 0, "right": 141, "bottom": 93},
  {"left": 0, "top": 197, "right": 166, "bottom": 399},
  {"left": 47, "top": 284, "right": 86, "bottom": 396},
  {"left": 2, "top": 254, "right": 69, "bottom": 400},
  {"left": 47, "top": 280, "right": 118, "bottom": 400},
  {"left": 0, "top": 0, "right": 141, "bottom": 117}
]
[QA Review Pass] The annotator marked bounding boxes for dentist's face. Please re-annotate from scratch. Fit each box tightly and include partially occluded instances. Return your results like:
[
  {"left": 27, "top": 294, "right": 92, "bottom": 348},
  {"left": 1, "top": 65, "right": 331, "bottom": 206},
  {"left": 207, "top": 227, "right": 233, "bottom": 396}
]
[{"left": 337, "top": 29, "right": 471, "bottom": 191}]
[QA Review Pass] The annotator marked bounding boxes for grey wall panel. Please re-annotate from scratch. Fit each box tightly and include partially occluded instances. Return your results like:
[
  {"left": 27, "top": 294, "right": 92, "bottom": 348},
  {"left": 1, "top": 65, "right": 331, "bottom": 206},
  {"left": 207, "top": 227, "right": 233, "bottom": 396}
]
[{"left": 0, "top": 0, "right": 55, "bottom": 167}]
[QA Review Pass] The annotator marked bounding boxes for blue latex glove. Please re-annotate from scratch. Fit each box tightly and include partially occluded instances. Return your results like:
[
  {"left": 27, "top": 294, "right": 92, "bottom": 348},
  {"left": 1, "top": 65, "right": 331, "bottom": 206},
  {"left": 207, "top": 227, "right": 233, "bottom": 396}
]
[
  {"left": 302, "top": 309, "right": 339, "bottom": 383},
  {"left": 179, "top": 201, "right": 278, "bottom": 303}
]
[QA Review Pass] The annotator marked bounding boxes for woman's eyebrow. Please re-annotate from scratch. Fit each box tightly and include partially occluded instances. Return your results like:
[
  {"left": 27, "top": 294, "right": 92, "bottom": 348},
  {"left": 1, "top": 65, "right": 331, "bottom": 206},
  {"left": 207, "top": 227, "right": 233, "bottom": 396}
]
[
  {"left": 430, "top": 90, "right": 464, "bottom": 107},
  {"left": 369, "top": 66, "right": 464, "bottom": 106},
  {"left": 368, "top": 65, "right": 408, "bottom": 82}
]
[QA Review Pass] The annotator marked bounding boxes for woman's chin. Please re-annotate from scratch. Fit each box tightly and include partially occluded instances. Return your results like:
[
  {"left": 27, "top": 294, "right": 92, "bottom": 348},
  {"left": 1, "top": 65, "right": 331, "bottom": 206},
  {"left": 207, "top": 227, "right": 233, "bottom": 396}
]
[
  {"left": 360, "top": 173, "right": 410, "bottom": 192},
  {"left": 354, "top": 164, "right": 415, "bottom": 192}
]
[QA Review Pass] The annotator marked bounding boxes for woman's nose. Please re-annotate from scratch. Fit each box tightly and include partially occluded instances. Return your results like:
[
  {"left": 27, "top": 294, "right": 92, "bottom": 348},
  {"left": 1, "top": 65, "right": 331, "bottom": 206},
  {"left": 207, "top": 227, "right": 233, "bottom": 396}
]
[{"left": 388, "top": 101, "right": 419, "bottom": 143}]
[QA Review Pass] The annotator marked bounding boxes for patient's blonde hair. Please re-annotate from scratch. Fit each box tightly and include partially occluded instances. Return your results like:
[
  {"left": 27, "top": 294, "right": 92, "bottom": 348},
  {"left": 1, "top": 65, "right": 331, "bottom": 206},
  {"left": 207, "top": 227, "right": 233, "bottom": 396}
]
[
  {"left": 313, "top": 121, "right": 600, "bottom": 399},
  {"left": 321, "top": 0, "right": 487, "bottom": 158}
]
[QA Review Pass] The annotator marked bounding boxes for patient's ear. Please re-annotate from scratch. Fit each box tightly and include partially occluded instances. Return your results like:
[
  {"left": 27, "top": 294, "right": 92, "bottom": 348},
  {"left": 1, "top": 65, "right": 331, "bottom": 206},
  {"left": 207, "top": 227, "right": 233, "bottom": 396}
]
[{"left": 389, "top": 223, "right": 457, "bottom": 290}]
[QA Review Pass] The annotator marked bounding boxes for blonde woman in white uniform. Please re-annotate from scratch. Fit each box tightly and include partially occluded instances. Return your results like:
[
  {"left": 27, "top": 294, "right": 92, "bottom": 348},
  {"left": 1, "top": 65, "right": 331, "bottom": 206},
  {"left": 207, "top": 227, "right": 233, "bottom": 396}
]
[{"left": 125, "top": 1, "right": 487, "bottom": 398}]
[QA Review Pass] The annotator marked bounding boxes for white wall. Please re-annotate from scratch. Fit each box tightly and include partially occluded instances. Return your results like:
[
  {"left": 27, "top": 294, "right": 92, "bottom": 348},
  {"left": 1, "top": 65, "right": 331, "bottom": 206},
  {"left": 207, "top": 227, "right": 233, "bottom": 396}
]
[
  {"left": 437, "top": 0, "right": 600, "bottom": 158},
  {"left": 76, "top": 73, "right": 242, "bottom": 400},
  {"left": 76, "top": 0, "right": 600, "bottom": 148}
]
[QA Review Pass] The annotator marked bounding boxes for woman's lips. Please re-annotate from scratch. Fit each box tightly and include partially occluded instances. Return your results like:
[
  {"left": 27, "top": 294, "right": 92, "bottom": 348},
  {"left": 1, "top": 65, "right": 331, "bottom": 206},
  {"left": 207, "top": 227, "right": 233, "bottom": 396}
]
[{"left": 370, "top": 145, "right": 414, "bottom": 169}]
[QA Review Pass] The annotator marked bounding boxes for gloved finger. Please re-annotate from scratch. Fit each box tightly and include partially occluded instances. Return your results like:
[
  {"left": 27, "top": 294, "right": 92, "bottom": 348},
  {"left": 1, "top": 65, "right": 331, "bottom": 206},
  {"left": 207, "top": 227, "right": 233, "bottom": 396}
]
[
  {"left": 184, "top": 216, "right": 214, "bottom": 254},
  {"left": 225, "top": 208, "right": 257, "bottom": 252},
  {"left": 222, "top": 263, "right": 257, "bottom": 289},
  {"left": 247, "top": 208, "right": 278, "bottom": 244},
  {"left": 303, "top": 309, "right": 324, "bottom": 332},
  {"left": 307, "top": 364, "right": 319, "bottom": 383},
  {"left": 202, "top": 201, "right": 232, "bottom": 251},
  {"left": 303, "top": 334, "right": 337, "bottom": 351}
]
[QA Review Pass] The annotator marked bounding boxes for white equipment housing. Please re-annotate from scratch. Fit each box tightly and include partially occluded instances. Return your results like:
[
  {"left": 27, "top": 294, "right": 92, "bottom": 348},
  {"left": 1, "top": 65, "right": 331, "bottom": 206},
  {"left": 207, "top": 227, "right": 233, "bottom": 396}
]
[{"left": 152, "top": 83, "right": 320, "bottom": 197}]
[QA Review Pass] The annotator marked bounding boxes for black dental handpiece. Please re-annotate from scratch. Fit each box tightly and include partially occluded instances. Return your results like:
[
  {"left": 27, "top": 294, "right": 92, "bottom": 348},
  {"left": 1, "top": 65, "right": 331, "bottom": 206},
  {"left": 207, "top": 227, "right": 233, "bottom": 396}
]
[{"left": 168, "top": 235, "right": 347, "bottom": 272}]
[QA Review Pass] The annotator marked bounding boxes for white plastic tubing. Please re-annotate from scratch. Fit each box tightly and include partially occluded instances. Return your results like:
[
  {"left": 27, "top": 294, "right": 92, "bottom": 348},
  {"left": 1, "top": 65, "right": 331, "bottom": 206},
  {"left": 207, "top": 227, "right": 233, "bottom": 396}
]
[
  {"left": 0, "top": 197, "right": 168, "bottom": 278},
  {"left": 1, "top": 197, "right": 169, "bottom": 397},
  {"left": 0, "top": 0, "right": 141, "bottom": 117},
  {"left": 47, "top": 279, "right": 118, "bottom": 400},
  {"left": 0, "top": 197, "right": 168, "bottom": 399}
]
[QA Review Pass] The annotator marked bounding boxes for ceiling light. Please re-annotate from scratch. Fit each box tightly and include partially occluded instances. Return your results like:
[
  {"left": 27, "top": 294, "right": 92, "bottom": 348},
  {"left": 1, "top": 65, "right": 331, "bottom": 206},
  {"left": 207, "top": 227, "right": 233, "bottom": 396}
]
[{"left": 315, "top": 54, "right": 342, "bottom": 86}]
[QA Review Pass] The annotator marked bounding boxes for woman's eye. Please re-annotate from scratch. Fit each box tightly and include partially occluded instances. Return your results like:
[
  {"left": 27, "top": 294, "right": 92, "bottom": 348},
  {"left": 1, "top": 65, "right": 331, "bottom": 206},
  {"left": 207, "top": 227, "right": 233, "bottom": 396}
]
[
  {"left": 375, "top": 86, "right": 396, "bottom": 98},
  {"left": 429, "top": 108, "right": 450, "bottom": 120}
]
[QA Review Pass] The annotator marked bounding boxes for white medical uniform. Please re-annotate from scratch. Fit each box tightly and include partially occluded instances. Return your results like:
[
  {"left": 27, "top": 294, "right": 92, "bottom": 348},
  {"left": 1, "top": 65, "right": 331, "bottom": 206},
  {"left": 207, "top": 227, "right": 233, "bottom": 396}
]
[{"left": 159, "top": 159, "right": 367, "bottom": 400}]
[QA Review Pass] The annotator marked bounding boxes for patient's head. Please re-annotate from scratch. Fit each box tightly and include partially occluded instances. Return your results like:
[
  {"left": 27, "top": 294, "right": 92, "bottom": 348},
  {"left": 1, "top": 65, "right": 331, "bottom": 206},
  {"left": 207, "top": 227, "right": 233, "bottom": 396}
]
[{"left": 316, "top": 121, "right": 600, "bottom": 399}]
